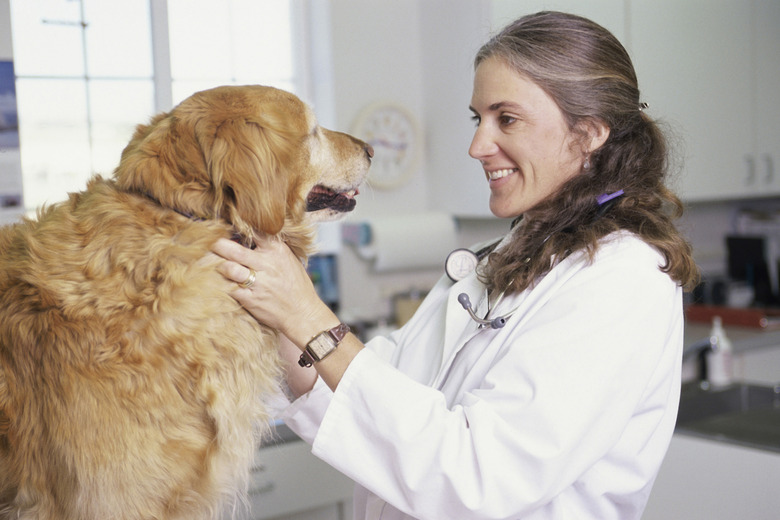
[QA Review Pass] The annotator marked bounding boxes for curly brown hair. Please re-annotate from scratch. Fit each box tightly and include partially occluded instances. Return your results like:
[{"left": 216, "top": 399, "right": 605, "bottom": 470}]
[{"left": 474, "top": 11, "right": 699, "bottom": 295}]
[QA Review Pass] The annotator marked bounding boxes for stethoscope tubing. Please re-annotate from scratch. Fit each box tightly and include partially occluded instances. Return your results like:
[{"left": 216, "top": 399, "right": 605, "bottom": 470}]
[{"left": 457, "top": 292, "right": 518, "bottom": 329}]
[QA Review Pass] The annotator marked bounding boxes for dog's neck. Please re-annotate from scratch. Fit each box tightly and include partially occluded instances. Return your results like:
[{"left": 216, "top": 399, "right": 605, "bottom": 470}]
[
  {"left": 137, "top": 190, "right": 254, "bottom": 248},
  {"left": 170, "top": 203, "right": 205, "bottom": 223},
  {"left": 135, "top": 190, "right": 202, "bottom": 221}
]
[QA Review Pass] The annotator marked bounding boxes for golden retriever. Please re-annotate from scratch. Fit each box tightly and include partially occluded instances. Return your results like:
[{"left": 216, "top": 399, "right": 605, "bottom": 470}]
[{"left": 0, "top": 85, "right": 372, "bottom": 519}]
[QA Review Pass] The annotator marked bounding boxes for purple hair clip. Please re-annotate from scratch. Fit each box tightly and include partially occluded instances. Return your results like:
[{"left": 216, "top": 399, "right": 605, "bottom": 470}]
[{"left": 597, "top": 190, "right": 624, "bottom": 206}]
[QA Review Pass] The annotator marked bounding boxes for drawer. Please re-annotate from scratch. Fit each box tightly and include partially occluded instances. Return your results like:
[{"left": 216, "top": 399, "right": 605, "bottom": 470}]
[{"left": 243, "top": 440, "right": 355, "bottom": 520}]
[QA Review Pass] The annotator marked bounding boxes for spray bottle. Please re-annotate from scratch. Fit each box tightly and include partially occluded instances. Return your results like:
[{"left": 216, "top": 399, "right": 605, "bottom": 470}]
[{"left": 706, "top": 316, "right": 733, "bottom": 387}]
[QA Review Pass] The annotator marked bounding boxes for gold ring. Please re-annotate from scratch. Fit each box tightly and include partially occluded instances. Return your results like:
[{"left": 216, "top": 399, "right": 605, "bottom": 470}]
[{"left": 239, "top": 268, "right": 256, "bottom": 289}]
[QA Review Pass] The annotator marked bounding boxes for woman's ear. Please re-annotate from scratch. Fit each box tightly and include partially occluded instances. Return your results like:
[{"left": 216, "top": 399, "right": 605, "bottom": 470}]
[{"left": 582, "top": 118, "right": 610, "bottom": 154}]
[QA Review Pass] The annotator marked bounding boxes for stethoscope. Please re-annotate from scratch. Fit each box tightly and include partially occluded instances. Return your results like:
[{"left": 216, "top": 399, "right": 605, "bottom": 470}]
[
  {"left": 444, "top": 238, "right": 520, "bottom": 329},
  {"left": 445, "top": 190, "right": 624, "bottom": 330}
]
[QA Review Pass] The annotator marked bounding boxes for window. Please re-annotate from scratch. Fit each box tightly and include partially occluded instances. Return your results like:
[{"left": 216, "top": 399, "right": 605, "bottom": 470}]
[
  {"left": 167, "top": 0, "right": 301, "bottom": 105},
  {"left": 10, "top": 0, "right": 308, "bottom": 211}
]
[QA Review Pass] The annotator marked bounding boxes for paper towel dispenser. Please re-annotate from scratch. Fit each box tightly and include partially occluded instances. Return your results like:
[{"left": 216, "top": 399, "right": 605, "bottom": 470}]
[{"left": 342, "top": 212, "right": 458, "bottom": 272}]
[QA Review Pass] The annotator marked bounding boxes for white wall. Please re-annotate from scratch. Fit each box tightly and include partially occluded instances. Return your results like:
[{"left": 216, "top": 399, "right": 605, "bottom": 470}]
[
  {"left": 0, "top": 0, "right": 11, "bottom": 60},
  {"left": 326, "top": 0, "right": 428, "bottom": 217},
  {"left": 321, "top": 0, "right": 506, "bottom": 321},
  {"left": 0, "top": 0, "right": 24, "bottom": 226}
]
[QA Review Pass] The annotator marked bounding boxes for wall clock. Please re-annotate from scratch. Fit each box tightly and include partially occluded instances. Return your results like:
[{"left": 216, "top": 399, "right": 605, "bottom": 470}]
[{"left": 351, "top": 101, "right": 422, "bottom": 190}]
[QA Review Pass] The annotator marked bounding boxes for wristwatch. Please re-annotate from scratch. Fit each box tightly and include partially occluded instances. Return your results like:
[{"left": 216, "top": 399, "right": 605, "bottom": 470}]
[{"left": 298, "top": 323, "right": 351, "bottom": 367}]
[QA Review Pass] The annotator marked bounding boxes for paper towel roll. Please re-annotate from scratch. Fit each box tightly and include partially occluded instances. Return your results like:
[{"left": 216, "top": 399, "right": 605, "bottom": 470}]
[{"left": 356, "top": 212, "right": 457, "bottom": 272}]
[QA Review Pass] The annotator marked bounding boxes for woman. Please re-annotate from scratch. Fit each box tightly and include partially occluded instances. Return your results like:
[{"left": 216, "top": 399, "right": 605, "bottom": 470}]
[{"left": 214, "top": 11, "right": 698, "bottom": 520}]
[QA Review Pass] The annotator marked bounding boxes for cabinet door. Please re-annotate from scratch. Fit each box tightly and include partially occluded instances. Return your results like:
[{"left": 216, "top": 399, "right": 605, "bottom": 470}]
[
  {"left": 754, "top": 0, "right": 780, "bottom": 193},
  {"left": 644, "top": 435, "right": 780, "bottom": 519},
  {"left": 243, "top": 441, "right": 354, "bottom": 520},
  {"left": 630, "top": 0, "right": 753, "bottom": 201}
]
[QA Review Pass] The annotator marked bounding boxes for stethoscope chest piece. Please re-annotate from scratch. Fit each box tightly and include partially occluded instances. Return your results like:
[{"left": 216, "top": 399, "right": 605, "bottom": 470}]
[
  {"left": 445, "top": 248, "right": 480, "bottom": 282},
  {"left": 444, "top": 239, "right": 519, "bottom": 329}
]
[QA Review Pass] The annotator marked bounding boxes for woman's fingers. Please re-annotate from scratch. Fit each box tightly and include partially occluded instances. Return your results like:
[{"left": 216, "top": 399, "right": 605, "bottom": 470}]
[
  {"left": 212, "top": 238, "right": 268, "bottom": 288},
  {"left": 213, "top": 238, "right": 254, "bottom": 267}
]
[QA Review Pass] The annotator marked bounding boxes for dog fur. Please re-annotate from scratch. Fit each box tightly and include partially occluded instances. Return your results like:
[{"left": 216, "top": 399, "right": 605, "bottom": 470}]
[{"left": 0, "top": 85, "right": 371, "bottom": 519}]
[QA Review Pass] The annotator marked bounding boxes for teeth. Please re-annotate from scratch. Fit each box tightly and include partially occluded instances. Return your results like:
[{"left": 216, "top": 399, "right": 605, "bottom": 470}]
[
  {"left": 487, "top": 168, "right": 516, "bottom": 180},
  {"left": 344, "top": 189, "right": 357, "bottom": 197}
]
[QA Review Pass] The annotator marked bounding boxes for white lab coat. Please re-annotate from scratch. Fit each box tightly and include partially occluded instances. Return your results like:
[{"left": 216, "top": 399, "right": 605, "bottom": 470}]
[{"left": 280, "top": 231, "right": 683, "bottom": 520}]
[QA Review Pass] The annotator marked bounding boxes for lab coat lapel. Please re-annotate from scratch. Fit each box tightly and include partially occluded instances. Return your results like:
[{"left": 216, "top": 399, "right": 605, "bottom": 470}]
[
  {"left": 436, "top": 233, "right": 510, "bottom": 386},
  {"left": 439, "top": 273, "right": 485, "bottom": 378}
]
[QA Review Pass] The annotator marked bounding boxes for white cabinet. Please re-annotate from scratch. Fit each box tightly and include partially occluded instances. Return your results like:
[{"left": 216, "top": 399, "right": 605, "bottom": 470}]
[
  {"left": 630, "top": 0, "right": 780, "bottom": 201},
  {"left": 753, "top": 0, "right": 780, "bottom": 196},
  {"left": 233, "top": 440, "right": 355, "bottom": 520},
  {"left": 643, "top": 435, "right": 780, "bottom": 519}
]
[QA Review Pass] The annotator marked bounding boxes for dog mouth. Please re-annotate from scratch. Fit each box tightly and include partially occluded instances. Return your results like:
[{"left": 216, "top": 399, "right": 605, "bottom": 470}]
[{"left": 306, "top": 185, "right": 359, "bottom": 213}]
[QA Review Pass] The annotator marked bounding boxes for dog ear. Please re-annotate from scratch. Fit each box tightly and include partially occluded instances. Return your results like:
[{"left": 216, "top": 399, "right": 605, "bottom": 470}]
[
  {"left": 206, "top": 118, "right": 298, "bottom": 238},
  {"left": 113, "top": 112, "right": 197, "bottom": 208}
]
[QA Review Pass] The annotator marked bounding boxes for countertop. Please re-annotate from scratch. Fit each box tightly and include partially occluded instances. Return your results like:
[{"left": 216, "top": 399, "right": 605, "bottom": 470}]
[{"left": 684, "top": 321, "right": 780, "bottom": 355}]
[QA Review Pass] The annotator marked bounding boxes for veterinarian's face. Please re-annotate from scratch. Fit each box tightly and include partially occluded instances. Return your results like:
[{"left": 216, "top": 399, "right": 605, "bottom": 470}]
[{"left": 469, "top": 57, "right": 583, "bottom": 219}]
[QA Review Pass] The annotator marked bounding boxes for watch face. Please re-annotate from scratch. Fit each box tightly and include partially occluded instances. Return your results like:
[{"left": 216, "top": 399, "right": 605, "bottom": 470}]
[
  {"left": 308, "top": 333, "right": 335, "bottom": 360},
  {"left": 352, "top": 103, "right": 420, "bottom": 190}
]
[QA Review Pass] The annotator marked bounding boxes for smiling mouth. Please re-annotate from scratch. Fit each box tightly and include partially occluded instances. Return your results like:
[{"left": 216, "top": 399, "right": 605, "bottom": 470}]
[
  {"left": 487, "top": 168, "right": 518, "bottom": 181},
  {"left": 306, "top": 185, "right": 359, "bottom": 212}
]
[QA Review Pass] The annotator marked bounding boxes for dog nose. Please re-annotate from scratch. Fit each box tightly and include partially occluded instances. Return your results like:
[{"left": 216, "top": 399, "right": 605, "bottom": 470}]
[{"left": 365, "top": 143, "right": 374, "bottom": 158}]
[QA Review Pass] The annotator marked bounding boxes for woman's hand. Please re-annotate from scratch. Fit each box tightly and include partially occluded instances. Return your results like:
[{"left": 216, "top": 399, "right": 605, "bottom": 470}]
[
  {"left": 211, "top": 237, "right": 335, "bottom": 347},
  {"left": 212, "top": 237, "right": 364, "bottom": 392}
]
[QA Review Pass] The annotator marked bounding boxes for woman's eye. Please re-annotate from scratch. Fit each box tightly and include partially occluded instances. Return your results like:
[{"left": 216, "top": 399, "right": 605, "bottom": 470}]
[
  {"left": 499, "top": 114, "right": 517, "bottom": 126},
  {"left": 470, "top": 115, "right": 481, "bottom": 126}
]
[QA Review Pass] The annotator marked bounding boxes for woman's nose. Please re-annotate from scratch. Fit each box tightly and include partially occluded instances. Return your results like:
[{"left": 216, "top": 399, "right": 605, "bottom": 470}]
[{"left": 468, "top": 125, "right": 495, "bottom": 160}]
